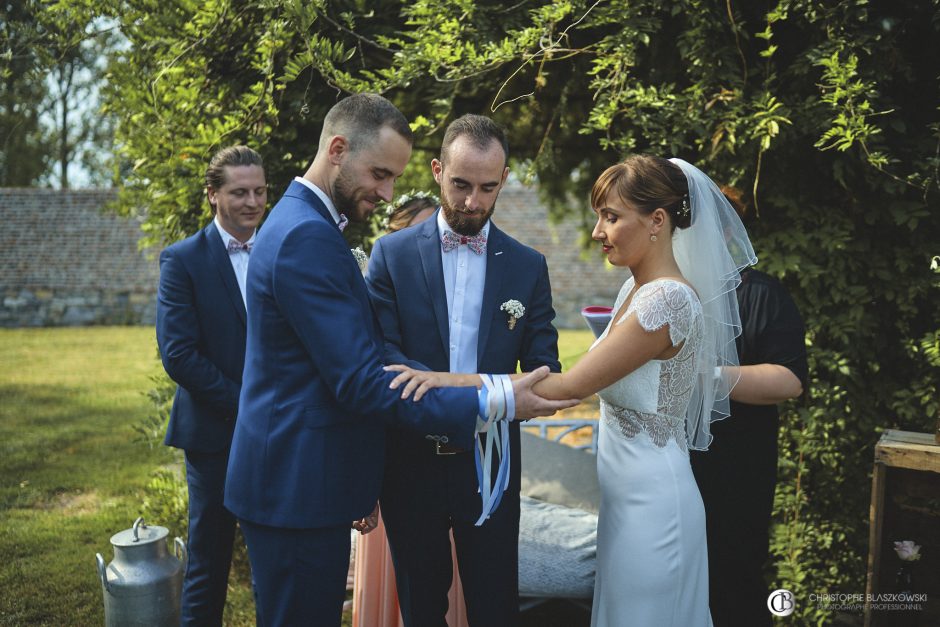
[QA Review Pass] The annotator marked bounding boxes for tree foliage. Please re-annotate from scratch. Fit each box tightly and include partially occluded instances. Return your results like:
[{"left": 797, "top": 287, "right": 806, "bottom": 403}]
[
  {"left": 92, "top": 0, "right": 407, "bottom": 243},
  {"left": 42, "top": 12, "right": 119, "bottom": 189},
  {"left": 62, "top": 0, "right": 940, "bottom": 623},
  {"left": 0, "top": 0, "right": 118, "bottom": 187},
  {"left": 1, "top": 0, "right": 51, "bottom": 185}
]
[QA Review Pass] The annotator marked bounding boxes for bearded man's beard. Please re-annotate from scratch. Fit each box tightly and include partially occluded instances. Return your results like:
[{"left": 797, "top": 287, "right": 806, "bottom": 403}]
[
  {"left": 333, "top": 165, "right": 381, "bottom": 221},
  {"left": 440, "top": 193, "right": 496, "bottom": 236},
  {"left": 332, "top": 167, "right": 359, "bottom": 217}
]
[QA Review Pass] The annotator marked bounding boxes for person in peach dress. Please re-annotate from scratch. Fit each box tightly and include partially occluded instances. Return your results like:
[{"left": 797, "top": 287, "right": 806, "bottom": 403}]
[{"left": 352, "top": 192, "right": 469, "bottom": 627}]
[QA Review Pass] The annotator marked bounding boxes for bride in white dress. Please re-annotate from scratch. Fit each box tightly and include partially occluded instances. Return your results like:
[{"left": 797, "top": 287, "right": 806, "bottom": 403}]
[
  {"left": 388, "top": 155, "right": 755, "bottom": 626},
  {"left": 590, "top": 276, "right": 708, "bottom": 626}
]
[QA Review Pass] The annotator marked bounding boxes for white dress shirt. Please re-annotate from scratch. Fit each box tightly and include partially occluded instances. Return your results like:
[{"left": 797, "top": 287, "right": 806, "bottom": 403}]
[
  {"left": 438, "top": 211, "right": 489, "bottom": 373},
  {"left": 213, "top": 218, "right": 256, "bottom": 307},
  {"left": 293, "top": 176, "right": 344, "bottom": 226}
]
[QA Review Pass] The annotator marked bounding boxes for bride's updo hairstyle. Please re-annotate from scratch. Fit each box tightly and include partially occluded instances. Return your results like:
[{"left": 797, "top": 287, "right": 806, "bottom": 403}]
[{"left": 591, "top": 155, "right": 691, "bottom": 232}]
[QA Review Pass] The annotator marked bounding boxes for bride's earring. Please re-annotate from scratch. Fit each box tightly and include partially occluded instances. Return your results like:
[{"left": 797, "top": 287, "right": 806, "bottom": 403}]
[{"left": 650, "top": 234, "right": 658, "bottom": 242}]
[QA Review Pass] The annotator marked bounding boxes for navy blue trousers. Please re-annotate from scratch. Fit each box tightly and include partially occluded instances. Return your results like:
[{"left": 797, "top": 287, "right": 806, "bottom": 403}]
[
  {"left": 382, "top": 465, "right": 521, "bottom": 627},
  {"left": 181, "top": 449, "right": 238, "bottom": 626},
  {"left": 239, "top": 518, "right": 350, "bottom": 627}
]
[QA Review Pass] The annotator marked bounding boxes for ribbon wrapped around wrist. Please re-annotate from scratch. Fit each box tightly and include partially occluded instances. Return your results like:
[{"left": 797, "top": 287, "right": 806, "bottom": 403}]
[{"left": 474, "top": 374, "right": 514, "bottom": 526}]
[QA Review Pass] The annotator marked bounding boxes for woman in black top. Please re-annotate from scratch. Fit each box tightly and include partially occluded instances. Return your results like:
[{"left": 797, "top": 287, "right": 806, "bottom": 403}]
[{"left": 691, "top": 266, "right": 808, "bottom": 627}]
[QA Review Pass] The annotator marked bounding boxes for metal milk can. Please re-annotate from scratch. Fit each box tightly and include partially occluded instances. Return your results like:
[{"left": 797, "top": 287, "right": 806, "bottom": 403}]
[{"left": 95, "top": 517, "right": 187, "bottom": 626}]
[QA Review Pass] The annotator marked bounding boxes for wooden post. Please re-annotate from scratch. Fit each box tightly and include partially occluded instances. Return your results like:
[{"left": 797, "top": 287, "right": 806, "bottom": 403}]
[
  {"left": 864, "top": 459, "right": 886, "bottom": 627},
  {"left": 864, "top": 430, "right": 940, "bottom": 627}
]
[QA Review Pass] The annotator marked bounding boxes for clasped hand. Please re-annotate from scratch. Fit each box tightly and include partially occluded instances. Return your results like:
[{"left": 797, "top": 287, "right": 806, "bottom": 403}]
[
  {"left": 385, "top": 364, "right": 579, "bottom": 420},
  {"left": 351, "top": 502, "right": 379, "bottom": 535}
]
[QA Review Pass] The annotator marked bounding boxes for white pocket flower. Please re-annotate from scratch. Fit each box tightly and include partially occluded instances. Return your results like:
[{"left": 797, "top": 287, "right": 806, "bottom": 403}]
[
  {"left": 500, "top": 299, "right": 525, "bottom": 330},
  {"left": 351, "top": 247, "right": 369, "bottom": 274}
]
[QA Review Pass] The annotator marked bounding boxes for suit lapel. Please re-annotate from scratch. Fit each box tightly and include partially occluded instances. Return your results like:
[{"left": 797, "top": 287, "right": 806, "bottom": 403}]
[
  {"left": 282, "top": 180, "right": 341, "bottom": 231},
  {"left": 416, "top": 213, "right": 451, "bottom": 360},
  {"left": 204, "top": 224, "right": 247, "bottom": 325},
  {"left": 477, "top": 223, "right": 506, "bottom": 364}
]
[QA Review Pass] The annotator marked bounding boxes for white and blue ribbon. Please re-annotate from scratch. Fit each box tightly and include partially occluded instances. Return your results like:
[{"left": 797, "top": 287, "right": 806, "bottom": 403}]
[{"left": 474, "top": 374, "right": 514, "bottom": 526}]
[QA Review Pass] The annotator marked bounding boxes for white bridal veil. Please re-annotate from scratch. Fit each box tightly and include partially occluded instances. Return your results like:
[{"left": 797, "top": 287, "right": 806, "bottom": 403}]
[{"left": 668, "top": 158, "right": 758, "bottom": 450}]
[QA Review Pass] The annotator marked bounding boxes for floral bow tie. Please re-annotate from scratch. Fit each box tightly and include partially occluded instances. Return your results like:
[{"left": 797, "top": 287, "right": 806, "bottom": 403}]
[
  {"left": 227, "top": 239, "right": 252, "bottom": 254},
  {"left": 441, "top": 229, "right": 486, "bottom": 255},
  {"left": 337, "top": 213, "right": 349, "bottom": 232}
]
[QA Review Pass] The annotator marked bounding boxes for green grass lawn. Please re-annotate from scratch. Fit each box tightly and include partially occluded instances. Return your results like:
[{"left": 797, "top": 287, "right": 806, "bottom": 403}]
[
  {"left": 0, "top": 326, "right": 597, "bottom": 625},
  {"left": 0, "top": 327, "right": 170, "bottom": 625},
  {"left": 557, "top": 328, "right": 596, "bottom": 372}
]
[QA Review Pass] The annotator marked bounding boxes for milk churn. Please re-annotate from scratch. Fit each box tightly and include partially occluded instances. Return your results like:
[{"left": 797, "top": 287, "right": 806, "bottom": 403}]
[{"left": 95, "top": 517, "right": 187, "bottom": 626}]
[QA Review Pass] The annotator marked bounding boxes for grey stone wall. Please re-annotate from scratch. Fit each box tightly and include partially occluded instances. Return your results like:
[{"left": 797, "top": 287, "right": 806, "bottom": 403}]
[
  {"left": 495, "top": 181, "right": 629, "bottom": 329},
  {"left": 1, "top": 182, "right": 627, "bottom": 329},
  {"left": 0, "top": 189, "right": 159, "bottom": 327}
]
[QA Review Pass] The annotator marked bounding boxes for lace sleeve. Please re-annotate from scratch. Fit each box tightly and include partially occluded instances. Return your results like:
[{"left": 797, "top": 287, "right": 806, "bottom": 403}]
[{"left": 617, "top": 280, "right": 697, "bottom": 347}]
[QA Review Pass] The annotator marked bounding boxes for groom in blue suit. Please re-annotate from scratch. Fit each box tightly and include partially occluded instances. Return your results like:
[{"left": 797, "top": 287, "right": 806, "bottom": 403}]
[
  {"left": 157, "top": 146, "right": 267, "bottom": 625},
  {"left": 224, "top": 95, "right": 574, "bottom": 626},
  {"left": 367, "top": 114, "right": 561, "bottom": 626}
]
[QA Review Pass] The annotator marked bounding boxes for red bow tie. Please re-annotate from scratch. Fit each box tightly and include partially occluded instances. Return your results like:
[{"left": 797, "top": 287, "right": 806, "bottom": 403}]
[{"left": 441, "top": 230, "right": 486, "bottom": 255}]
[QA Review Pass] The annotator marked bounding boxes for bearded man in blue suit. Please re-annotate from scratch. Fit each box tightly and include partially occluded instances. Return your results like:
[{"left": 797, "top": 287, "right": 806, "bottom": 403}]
[
  {"left": 366, "top": 115, "right": 560, "bottom": 626},
  {"left": 224, "top": 94, "right": 575, "bottom": 626},
  {"left": 156, "top": 145, "right": 267, "bottom": 625}
]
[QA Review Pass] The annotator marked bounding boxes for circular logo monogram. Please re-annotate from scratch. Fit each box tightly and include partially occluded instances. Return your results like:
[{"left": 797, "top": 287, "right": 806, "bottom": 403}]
[{"left": 767, "top": 589, "right": 795, "bottom": 617}]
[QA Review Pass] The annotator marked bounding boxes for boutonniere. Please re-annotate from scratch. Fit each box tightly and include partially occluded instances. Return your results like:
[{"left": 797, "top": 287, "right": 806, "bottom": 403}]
[
  {"left": 351, "top": 247, "right": 368, "bottom": 274},
  {"left": 500, "top": 299, "right": 525, "bottom": 330}
]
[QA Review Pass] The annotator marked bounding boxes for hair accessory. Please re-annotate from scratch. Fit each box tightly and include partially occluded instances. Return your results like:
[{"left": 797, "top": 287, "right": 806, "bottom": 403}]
[
  {"left": 380, "top": 190, "right": 440, "bottom": 229},
  {"left": 677, "top": 194, "right": 691, "bottom": 221}
]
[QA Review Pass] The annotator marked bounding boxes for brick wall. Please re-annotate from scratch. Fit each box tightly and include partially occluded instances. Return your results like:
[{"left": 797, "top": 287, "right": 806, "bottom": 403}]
[
  {"left": 0, "top": 183, "right": 628, "bottom": 328},
  {"left": 0, "top": 189, "right": 159, "bottom": 327}
]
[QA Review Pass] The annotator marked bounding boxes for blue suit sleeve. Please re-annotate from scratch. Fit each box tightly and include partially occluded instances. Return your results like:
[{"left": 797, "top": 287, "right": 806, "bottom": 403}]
[
  {"left": 519, "top": 255, "right": 562, "bottom": 373},
  {"left": 365, "top": 237, "right": 431, "bottom": 371},
  {"left": 273, "top": 222, "right": 475, "bottom": 446},
  {"left": 156, "top": 247, "right": 239, "bottom": 416}
]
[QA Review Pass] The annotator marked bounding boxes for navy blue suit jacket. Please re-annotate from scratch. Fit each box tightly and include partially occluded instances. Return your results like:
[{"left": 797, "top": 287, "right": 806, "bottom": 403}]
[
  {"left": 224, "top": 182, "right": 479, "bottom": 529},
  {"left": 157, "top": 224, "right": 246, "bottom": 453},
  {"left": 366, "top": 212, "right": 560, "bottom": 517}
]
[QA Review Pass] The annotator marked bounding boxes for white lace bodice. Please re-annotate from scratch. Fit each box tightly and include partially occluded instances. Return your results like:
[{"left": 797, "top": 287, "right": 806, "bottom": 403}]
[{"left": 591, "top": 278, "right": 703, "bottom": 452}]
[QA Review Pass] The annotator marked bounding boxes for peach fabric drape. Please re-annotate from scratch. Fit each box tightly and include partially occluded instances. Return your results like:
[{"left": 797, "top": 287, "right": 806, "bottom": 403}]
[{"left": 352, "top": 511, "right": 468, "bottom": 627}]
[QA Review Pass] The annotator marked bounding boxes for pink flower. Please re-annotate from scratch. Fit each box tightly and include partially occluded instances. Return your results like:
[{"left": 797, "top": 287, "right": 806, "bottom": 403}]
[{"left": 893, "top": 540, "right": 922, "bottom": 561}]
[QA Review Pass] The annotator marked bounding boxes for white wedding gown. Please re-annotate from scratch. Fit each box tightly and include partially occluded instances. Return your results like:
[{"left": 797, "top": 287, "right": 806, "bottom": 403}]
[{"left": 589, "top": 278, "right": 713, "bottom": 627}]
